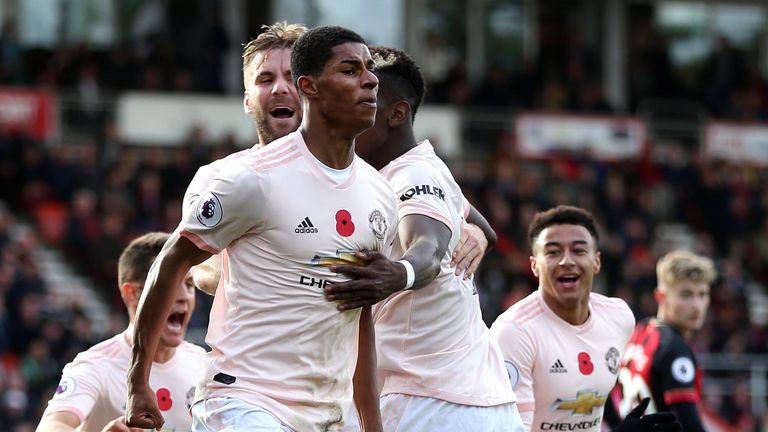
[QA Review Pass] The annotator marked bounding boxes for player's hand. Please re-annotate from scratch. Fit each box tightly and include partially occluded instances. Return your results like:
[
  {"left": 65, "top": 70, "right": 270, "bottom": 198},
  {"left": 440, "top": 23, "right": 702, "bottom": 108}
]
[
  {"left": 102, "top": 415, "right": 145, "bottom": 432},
  {"left": 614, "top": 397, "right": 681, "bottom": 432},
  {"left": 326, "top": 251, "right": 406, "bottom": 311},
  {"left": 125, "top": 384, "right": 164, "bottom": 430},
  {"left": 450, "top": 223, "right": 487, "bottom": 280}
]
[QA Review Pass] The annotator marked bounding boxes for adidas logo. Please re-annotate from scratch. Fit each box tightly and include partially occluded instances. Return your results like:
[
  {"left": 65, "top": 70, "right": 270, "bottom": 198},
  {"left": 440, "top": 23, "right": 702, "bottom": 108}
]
[
  {"left": 295, "top": 217, "right": 318, "bottom": 234},
  {"left": 550, "top": 359, "right": 567, "bottom": 374}
]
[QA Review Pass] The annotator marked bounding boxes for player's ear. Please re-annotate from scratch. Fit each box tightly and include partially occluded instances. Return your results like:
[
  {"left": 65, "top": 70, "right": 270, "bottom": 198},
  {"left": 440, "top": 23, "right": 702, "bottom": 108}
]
[
  {"left": 243, "top": 92, "right": 254, "bottom": 116},
  {"left": 593, "top": 251, "right": 601, "bottom": 274},
  {"left": 297, "top": 75, "right": 317, "bottom": 98},
  {"left": 388, "top": 101, "right": 411, "bottom": 127},
  {"left": 120, "top": 282, "right": 141, "bottom": 307},
  {"left": 530, "top": 255, "right": 539, "bottom": 278},
  {"left": 653, "top": 288, "right": 664, "bottom": 304}
]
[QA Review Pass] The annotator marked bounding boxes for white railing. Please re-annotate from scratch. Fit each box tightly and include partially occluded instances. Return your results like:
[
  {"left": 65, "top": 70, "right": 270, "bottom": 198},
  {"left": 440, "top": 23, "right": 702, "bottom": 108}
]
[{"left": 699, "top": 352, "right": 768, "bottom": 417}]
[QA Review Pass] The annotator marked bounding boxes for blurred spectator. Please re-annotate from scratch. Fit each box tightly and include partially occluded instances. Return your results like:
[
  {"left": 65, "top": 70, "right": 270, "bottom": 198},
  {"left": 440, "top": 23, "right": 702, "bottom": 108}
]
[
  {"left": 0, "top": 20, "right": 22, "bottom": 84},
  {"left": 700, "top": 35, "right": 747, "bottom": 117},
  {"left": 422, "top": 30, "right": 459, "bottom": 102}
]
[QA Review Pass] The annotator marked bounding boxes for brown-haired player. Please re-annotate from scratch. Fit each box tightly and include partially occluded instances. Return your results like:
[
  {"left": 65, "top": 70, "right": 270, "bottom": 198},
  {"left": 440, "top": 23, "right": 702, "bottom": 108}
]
[{"left": 37, "top": 232, "right": 204, "bottom": 432}]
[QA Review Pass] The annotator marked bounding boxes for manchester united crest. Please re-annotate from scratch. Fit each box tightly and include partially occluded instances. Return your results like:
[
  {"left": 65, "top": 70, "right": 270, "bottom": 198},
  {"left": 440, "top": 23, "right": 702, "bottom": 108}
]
[{"left": 368, "top": 209, "right": 388, "bottom": 240}]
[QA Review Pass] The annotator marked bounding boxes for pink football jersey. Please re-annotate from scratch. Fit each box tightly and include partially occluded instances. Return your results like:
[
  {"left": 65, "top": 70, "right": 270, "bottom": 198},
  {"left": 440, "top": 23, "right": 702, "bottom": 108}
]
[
  {"left": 373, "top": 141, "right": 515, "bottom": 407},
  {"left": 491, "top": 290, "right": 634, "bottom": 432},
  {"left": 180, "top": 131, "right": 398, "bottom": 431},
  {"left": 45, "top": 332, "right": 205, "bottom": 431}
]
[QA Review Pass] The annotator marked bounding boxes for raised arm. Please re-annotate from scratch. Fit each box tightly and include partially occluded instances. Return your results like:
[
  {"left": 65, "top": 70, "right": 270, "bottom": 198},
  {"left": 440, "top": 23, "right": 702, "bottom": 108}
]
[
  {"left": 125, "top": 233, "right": 210, "bottom": 429},
  {"left": 324, "top": 214, "right": 450, "bottom": 311},
  {"left": 35, "top": 411, "right": 81, "bottom": 432}
]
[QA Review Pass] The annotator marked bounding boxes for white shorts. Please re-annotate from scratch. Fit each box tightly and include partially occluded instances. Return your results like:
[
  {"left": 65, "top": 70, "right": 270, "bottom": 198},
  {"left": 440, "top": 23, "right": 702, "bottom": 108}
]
[
  {"left": 382, "top": 394, "right": 525, "bottom": 432},
  {"left": 347, "top": 393, "right": 526, "bottom": 432},
  {"left": 191, "top": 397, "right": 295, "bottom": 432}
]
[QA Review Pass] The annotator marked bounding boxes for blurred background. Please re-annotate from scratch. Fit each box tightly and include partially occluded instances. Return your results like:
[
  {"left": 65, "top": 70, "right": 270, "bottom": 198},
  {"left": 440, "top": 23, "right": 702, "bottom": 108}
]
[{"left": 0, "top": 0, "right": 767, "bottom": 430}]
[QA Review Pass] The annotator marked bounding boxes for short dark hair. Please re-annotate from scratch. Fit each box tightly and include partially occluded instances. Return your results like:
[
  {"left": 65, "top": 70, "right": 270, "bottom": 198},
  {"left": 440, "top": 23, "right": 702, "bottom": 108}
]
[
  {"left": 369, "top": 46, "right": 426, "bottom": 120},
  {"left": 117, "top": 232, "right": 169, "bottom": 287},
  {"left": 290, "top": 25, "right": 366, "bottom": 88},
  {"left": 527, "top": 205, "right": 599, "bottom": 251}
]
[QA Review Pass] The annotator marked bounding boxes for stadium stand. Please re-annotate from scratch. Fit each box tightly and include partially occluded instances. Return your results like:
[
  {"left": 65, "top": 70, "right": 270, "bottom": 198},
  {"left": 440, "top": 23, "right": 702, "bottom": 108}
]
[{"left": 1, "top": 2, "right": 767, "bottom": 430}]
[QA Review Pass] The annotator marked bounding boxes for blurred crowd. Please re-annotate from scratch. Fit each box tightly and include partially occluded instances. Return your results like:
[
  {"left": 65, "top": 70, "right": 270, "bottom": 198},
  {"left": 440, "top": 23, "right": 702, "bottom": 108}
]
[{"left": 1, "top": 12, "right": 768, "bottom": 432}]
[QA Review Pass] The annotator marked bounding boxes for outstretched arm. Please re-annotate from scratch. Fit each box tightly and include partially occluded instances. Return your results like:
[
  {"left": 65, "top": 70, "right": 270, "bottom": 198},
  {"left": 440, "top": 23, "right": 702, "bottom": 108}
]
[
  {"left": 325, "top": 214, "right": 451, "bottom": 310},
  {"left": 451, "top": 204, "right": 496, "bottom": 279},
  {"left": 353, "top": 306, "right": 383, "bottom": 432},
  {"left": 126, "top": 233, "right": 210, "bottom": 429},
  {"left": 36, "top": 411, "right": 81, "bottom": 432}
]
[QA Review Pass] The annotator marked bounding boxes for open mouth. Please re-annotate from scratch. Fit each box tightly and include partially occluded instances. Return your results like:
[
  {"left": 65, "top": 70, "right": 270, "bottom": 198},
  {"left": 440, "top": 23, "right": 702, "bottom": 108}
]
[
  {"left": 558, "top": 275, "right": 579, "bottom": 288},
  {"left": 270, "top": 107, "right": 295, "bottom": 119},
  {"left": 166, "top": 312, "right": 186, "bottom": 331}
]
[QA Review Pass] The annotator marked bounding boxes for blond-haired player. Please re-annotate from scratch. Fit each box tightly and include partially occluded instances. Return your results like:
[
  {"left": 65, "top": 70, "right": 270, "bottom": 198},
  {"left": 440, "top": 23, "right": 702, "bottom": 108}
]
[
  {"left": 189, "top": 21, "right": 307, "bottom": 294},
  {"left": 612, "top": 250, "right": 715, "bottom": 432}
]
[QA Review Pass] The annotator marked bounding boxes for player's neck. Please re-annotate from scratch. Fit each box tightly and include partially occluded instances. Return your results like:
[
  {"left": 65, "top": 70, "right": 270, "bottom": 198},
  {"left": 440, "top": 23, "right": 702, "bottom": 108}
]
[
  {"left": 153, "top": 344, "right": 176, "bottom": 363},
  {"left": 395, "top": 126, "right": 418, "bottom": 157},
  {"left": 300, "top": 123, "right": 356, "bottom": 169},
  {"left": 558, "top": 306, "right": 590, "bottom": 326},
  {"left": 542, "top": 294, "right": 590, "bottom": 325},
  {"left": 657, "top": 316, "right": 694, "bottom": 339},
  {"left": 371, "top": 129, "right": 417, "bottom": 170}
]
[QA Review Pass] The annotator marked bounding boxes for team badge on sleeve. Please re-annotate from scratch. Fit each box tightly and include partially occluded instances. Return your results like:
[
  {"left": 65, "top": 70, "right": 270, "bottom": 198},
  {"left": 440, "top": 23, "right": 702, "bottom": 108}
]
[
  {"left": 53, "top": 377, "right": 76, "bottom": 399},
  {"left": 368, "top": 209, "right": 388, "bottom": 240},
  {"left": 196, "top": 192, "right": 223, "bottom": 227},
  {"left": 671, "top": 357, "right": 695, "bottom": 383},
  {"left": 505, "top": 361, "right": 520, "bottom": 388}
]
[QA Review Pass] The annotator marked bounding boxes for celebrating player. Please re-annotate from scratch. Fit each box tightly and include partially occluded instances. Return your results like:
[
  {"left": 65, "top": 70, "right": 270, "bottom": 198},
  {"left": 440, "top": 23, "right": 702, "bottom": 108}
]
[
  {"left": 188, "top": 21, "right": 307, "bottom": 295},
  {"left": 490, "top": 205, "right": 680, "bottom": 431},
  {"left": 125, "top": 26, "right": 405, "bottom": 431},
  {"left": 328, "top": 45, "right": 523, "bottom": 431},
  {"left": 36, "top": 232, "right": 205, "bottom": 432}
]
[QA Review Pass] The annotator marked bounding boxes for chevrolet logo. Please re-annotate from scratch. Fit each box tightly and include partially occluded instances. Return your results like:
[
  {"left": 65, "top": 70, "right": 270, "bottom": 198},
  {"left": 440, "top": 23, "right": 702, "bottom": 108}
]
[
  {"left": 310, "top": 249, "right": 366, "bottom": 266},
  {"left": 552, "top": 390, "right": 607, "bottom": 415}
]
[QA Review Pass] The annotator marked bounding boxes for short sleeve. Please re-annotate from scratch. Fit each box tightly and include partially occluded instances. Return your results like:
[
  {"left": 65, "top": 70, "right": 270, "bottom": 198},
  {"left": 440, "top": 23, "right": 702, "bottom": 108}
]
[
  {"left": 43, "top": 357, "right": 103, "bottom": 421},
  {"left": 180, "top": 160, "right": 267, "bottom": 254},
  {"left": 490, "top": 318, "right": 536, "bottom": 429},
  {"left": 658, "top": 342, "right": 699, "bottom": 405},
  {"left": 389, "top": 163, "right": 455, "bottom": 234},
  {"left": 182, "top": 164, "right": 219, "bottom": 220}
]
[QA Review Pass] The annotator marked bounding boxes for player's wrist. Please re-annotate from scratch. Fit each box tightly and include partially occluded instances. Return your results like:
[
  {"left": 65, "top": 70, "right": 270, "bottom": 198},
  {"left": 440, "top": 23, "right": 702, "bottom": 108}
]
[{"left": 397, "top": 259, "right": 415, "bottom": 290}]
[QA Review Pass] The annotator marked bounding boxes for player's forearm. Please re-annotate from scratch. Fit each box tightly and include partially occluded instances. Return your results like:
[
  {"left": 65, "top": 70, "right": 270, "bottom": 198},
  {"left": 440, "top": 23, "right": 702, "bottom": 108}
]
[
  {"left": 466, "top": 204, "right": 496, "bottom": 253},
  {"left": 128, "top": 234, "right": 202, "bottom": 388},
  {"left": 398, "top": 215, "right": 450, "bottom": 290},
  {"left": 36, "top": 412, "right": 80, "bottom": 432},
  {"left": 353, "top": 306, "right": 382, "bottom": 432},
  {"left": 401, "top": 238, "right": 443, "bottom": 290},
  {"left": 35, "top": 420, "right": 76, "bottom": 432}
]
